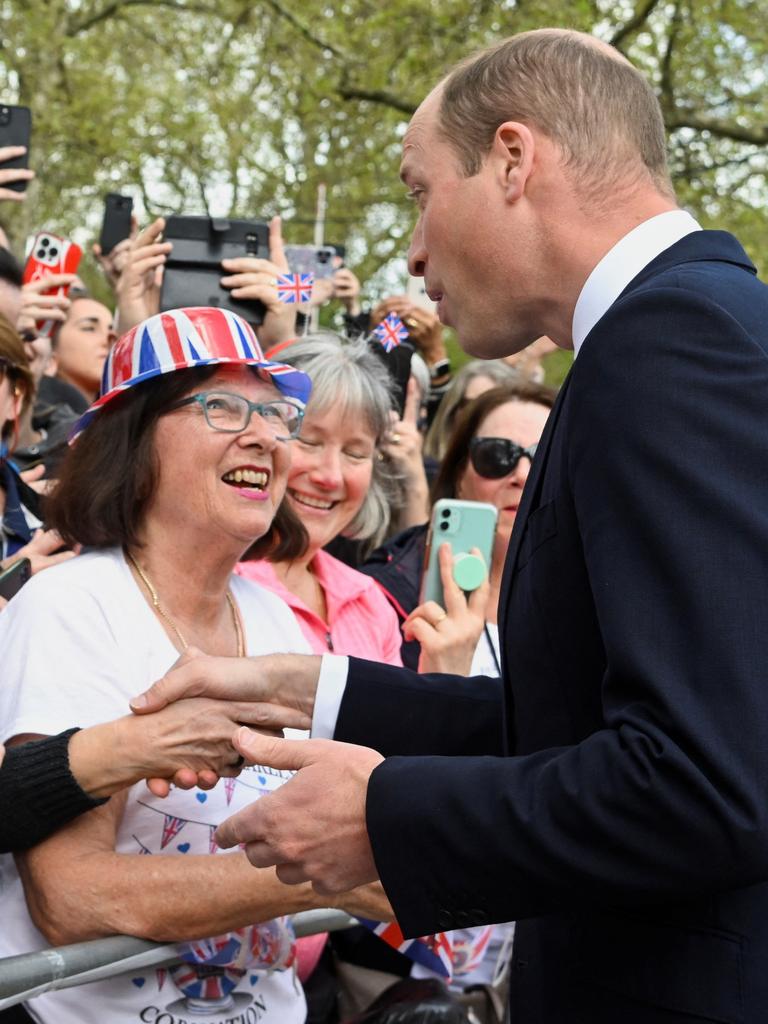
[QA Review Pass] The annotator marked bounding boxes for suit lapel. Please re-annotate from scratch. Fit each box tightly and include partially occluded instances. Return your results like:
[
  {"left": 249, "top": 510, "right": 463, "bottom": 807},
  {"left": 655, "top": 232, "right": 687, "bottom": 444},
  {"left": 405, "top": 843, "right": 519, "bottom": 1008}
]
[{"left": 497, "top": 368, "right": 572, "bottom": 637}]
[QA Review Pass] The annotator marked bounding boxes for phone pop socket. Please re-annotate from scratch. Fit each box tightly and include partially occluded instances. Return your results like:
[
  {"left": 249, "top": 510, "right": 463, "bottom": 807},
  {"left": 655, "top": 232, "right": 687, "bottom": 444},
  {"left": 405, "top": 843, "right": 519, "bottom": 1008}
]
[{"left": 452, "top": 552, "right": 487, "bottom": 592}]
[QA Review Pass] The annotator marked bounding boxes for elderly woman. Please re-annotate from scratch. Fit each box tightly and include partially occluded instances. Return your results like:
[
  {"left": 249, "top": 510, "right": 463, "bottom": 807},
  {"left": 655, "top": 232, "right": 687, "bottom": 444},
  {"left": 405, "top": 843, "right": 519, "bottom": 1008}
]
[
  {"left": 364, "top": 381, "right": 556, "bottom": 675},
  {"left": 0, "top": 307, "right": 389, "bottom": 1024},
  {"left": 237, "top": 333, "right": 404, "bottom": 663}
]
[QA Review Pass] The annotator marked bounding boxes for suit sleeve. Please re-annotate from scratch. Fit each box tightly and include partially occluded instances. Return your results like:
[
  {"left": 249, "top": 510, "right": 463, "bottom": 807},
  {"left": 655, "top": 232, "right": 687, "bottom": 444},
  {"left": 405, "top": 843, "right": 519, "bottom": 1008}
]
[
  {"left": 336, "top": 658, "right": 505, "bottom": 756},
  {"left": 365, "top": 287, "right": 768, "bottom": 937}
]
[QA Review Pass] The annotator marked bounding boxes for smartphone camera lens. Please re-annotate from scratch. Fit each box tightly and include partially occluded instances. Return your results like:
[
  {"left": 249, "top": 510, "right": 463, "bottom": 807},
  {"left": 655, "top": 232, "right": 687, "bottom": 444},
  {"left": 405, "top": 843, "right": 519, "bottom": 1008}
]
[
  {"left": 441, "top": 509, "right": 450, "bottom": 518},
  {"left": 440, "top": 521, "right": 449, "bottom": 531},
  {"left": 36, "top": 249, "right": 45, "bottom": 259},
  {"left": 49, "top": 247, "right": 58, "bottom": 259}
]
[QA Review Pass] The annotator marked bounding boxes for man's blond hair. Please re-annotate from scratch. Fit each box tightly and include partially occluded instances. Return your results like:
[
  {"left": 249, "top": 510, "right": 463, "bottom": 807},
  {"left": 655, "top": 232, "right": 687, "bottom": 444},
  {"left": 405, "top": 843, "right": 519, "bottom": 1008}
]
[{"left": 439, "top": 29, "right": 675, "bottom": 201}]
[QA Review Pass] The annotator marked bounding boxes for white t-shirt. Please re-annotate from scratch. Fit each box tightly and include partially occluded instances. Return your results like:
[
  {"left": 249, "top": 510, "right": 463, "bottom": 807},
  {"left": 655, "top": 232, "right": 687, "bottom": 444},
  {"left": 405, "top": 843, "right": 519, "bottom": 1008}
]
[{"left": 0, "top": 548, "right": 311, "bottom": 1024}]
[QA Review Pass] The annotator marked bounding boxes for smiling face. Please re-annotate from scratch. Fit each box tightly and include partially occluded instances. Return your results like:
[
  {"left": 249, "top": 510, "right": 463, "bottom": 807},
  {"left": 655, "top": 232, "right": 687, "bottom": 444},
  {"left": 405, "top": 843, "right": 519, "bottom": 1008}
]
[
  {"left": 55, "top": 297, "right": 116, "bottom": 400},
  {"left": 457, "top": 399, "right": 550, "bottom": 546},
  {"left": 146, "top": 365, "right": 293, "bottom": 557},
  {"left": 285, "top": 401, "right": 377, "bottom": 557}
]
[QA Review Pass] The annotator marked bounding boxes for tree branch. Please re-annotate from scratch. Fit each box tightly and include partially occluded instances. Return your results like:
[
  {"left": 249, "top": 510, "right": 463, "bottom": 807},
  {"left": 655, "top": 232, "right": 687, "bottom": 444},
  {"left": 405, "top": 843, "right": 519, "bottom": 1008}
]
[
  {"left": 609, "top": 0, "right": 666, "bottom": 50},
  {"left": 666, "top": 112, "right": 768, "bottom": 146},
  {"left": 258, "top": 0, "right": 350, "bottom": 61},
  {"left": 336, "top": 84, "right": 416, "bottom": 116},
  {"left": 67, "top": 0, "right": 217, "bottom": 37}
]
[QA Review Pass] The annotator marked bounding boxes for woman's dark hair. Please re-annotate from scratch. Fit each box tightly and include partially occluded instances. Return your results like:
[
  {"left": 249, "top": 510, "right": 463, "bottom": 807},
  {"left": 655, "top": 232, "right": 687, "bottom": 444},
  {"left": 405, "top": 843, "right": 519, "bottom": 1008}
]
[
  {"left": 47, "top": 366, "right": 308, "bottom": 561},
  {"left": 0, "top": 313, "right": 34, "bottom": 440},
  {"left": 431, "top": 381, "right": 557, "bottom": 503}
]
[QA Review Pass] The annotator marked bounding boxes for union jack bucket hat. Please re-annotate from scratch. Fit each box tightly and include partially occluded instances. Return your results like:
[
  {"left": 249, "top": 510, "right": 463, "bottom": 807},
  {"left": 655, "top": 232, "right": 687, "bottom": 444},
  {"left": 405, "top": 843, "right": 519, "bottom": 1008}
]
[{"left": 70, "top": 306, "right": 311, "bottom": 441}]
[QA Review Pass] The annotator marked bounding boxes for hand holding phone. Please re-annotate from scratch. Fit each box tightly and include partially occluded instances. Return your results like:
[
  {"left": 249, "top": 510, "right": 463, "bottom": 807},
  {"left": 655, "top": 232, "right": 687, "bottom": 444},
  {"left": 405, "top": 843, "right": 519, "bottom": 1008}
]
[
  {"left": 22, "top": 233, "right": 82, "bottom": 337},
  {"left": 421, "top": 499, "right": 497, "bottom": 606},
  {"left": 0, "top": 105, "right": 34, "bottom": 201},
  {"left": 0, "top": 558, "right": 31, "bottom": 602}
]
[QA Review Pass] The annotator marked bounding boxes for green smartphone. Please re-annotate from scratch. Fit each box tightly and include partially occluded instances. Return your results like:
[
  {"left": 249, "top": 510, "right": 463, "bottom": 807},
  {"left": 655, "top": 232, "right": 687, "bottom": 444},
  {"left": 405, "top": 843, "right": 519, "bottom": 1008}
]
[{"left": 420, "top": 499, "right": 497, "bottom": 606}]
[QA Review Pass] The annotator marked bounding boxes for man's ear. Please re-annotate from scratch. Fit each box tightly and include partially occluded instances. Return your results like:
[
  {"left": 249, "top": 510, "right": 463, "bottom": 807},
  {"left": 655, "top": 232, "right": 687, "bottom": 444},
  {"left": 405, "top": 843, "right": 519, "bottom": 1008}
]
[{"left": 494, "top": 121, "right": 535, "bottom": 204}]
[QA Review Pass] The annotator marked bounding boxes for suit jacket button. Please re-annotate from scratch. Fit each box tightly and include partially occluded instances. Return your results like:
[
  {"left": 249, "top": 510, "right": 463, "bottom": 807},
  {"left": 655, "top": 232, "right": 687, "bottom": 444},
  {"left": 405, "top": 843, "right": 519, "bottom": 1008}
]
[
  {"left": 470, "top": 909, "right": 488, "bottom": 925},
  {"left": 437, "top": 910, "right": 454, "bottom": 930},
  {"left": 455, "top": 911, "right": 471, "bottom": 928}
]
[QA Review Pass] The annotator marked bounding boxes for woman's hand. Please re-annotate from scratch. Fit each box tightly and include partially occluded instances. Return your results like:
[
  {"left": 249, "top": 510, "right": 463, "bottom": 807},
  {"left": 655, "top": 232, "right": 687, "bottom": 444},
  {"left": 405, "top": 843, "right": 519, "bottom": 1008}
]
[
  {"left": 93, "top": 214, "right": 139, "bottom": 292},
  {"left": 370, "top": 295, "right": 446, "bottom": 367},
  {"left": 17, "top": 273, "right": 78, "bottom": 335},
  {"left": 115, "top": 217, "right": 170, "bottom": 333},
  {"left": 331, "top": 880, "right": 394, "bottom": 922},
  {"left": 381, "top": 377, "right": 430, "bottom": 527},
  {"left": 221, "top": 216, "right": 298, "bottom": 350},
  {"left": 1, "top": 528, "right": 78, "bottom": 576},
  {"left": 404, "top": 543, "right": 489, "bottom": 675},
  {"left": 0, "top": 146, "right": 34, "bottom": 202},
  {"left": 331, "top": 267, "right": 362, "bottom": 315}
]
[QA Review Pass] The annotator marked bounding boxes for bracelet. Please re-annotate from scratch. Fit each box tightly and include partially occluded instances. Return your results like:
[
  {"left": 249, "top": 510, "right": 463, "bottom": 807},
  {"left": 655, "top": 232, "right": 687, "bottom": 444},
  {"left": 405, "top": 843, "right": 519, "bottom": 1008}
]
[{"left": 429, "top": 358, "right": 451, "bottom": 380}]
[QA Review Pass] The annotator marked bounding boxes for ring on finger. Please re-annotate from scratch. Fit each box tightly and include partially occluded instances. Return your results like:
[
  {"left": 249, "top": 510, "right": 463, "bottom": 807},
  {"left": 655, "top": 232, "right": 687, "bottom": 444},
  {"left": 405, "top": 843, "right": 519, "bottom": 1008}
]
[{"left": 389, "top": 432, "right": 401, "bottom": 444}]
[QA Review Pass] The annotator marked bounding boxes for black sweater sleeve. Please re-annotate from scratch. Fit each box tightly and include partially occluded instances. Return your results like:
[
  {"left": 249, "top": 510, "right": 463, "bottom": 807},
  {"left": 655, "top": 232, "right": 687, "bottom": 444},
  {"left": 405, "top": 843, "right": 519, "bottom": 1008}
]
[{"left": 0, "top": 728, "right": 108, "bottom": 853}]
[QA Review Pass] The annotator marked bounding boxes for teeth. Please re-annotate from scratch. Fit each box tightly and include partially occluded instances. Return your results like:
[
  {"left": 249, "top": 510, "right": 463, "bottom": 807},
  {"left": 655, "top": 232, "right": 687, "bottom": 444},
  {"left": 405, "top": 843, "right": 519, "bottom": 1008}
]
[
  {"left": 292, "top": 491, "right": 334, "bottom": 510},
  {"left": 224, "top": 468, "right": 268, "bottom": 488}
]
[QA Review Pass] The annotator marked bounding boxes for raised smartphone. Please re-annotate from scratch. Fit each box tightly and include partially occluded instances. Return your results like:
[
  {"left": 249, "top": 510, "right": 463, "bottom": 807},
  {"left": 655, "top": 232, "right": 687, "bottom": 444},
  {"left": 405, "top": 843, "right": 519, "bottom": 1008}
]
[
  {"left": 99, "top": 193, "right": 133, "bottom": 255},
  {"left": 0, "top": 105, "right": 32, "bottom": 193},
  {"left": 22, "top": 232, "right": 83, "bottom": 337},
  {"left": 420, "top": 499, "right": 498, "bottom": 606},
  {"left": 284, "top": 244, "right": 337, "bottom": 280}
]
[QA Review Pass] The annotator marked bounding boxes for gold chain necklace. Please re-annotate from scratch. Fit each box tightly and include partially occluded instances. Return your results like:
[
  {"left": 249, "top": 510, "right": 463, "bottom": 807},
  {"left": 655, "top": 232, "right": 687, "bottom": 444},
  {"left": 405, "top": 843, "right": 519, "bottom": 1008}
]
[{"left": 126, "top": 552, "right": 244, "bottom": 657}]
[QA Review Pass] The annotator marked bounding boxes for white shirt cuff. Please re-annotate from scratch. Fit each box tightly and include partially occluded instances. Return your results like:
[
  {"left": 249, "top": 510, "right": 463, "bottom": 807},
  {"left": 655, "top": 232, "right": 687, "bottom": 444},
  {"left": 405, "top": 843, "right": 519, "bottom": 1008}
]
[{"left": 311, "top": 654, "right": 349, "bottom": 738}]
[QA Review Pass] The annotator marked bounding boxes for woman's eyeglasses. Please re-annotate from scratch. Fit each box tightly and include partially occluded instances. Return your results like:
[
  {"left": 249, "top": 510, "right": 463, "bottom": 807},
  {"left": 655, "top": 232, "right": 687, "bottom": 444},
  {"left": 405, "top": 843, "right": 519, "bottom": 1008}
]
[
  {"left": 168, "top": 390, "right": 304, "bottom": 440},
  {"left": 469, "top": 436, "right": 538, "bottom": 479}
]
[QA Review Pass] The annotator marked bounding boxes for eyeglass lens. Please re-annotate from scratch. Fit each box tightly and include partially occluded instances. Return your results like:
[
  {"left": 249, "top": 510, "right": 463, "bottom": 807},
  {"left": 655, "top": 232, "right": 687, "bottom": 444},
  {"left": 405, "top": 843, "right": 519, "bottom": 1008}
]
[{"left": 202, "top": 392, "right": 301, "bottom": 437}]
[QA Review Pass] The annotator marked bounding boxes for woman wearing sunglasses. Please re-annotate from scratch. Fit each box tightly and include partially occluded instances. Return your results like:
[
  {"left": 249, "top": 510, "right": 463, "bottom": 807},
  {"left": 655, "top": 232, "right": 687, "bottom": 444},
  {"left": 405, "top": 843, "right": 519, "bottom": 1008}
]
[{"left": 363, "top": 381, "right": 556, "bottom": 676}]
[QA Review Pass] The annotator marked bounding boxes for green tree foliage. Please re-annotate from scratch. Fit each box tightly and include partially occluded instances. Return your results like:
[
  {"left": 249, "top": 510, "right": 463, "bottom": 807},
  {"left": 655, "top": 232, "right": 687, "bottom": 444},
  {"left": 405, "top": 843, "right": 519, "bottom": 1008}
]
[{"left": 1, "top": 0, "right": 766, "bottom": 300}]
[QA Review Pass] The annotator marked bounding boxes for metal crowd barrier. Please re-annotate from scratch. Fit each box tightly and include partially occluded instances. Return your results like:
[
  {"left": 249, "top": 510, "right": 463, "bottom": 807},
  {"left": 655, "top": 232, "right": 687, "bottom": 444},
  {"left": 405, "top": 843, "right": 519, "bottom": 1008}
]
[{"left": 0, "top": 908, "right": 356, "bottom": 1010}]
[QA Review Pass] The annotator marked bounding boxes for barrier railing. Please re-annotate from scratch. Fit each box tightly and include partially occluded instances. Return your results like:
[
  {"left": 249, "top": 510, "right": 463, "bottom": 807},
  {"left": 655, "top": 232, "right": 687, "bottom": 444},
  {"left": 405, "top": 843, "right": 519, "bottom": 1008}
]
[{"left": 0, "top": 908, "right": 355, "bottom": 1010}]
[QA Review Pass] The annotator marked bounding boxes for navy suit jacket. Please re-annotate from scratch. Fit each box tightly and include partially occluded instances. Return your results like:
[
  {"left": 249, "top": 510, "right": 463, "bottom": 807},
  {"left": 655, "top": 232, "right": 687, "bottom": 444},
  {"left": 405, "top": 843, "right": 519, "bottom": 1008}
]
[{"left": 334, "top": 231, "right": 768, "bottom": 1023}]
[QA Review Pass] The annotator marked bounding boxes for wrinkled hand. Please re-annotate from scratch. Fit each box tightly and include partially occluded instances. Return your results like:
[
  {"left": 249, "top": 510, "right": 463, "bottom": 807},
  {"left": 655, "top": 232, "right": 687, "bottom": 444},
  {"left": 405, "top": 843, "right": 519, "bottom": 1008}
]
[
  {"left": 371, "top": 295, "right": 445, "bottom": 365},
  {"left": 221, "top": 216, "right": 297, "bottom": 350},
  {"left": 307, "top": 276, "right": 334, "bottom": 309},
  {"left": 17, "top": 274, "right": 77, "bottom": 335},
  {"left": 404, "top": 543, "right": 489, "bottom": 675},
  {"left": 4, "top": 528, "right": 78, "bottom": 576},
  {"left": 0, "top": 146, "right": 34, "bottom": 202},
  {"left": 115, "top": 217, "right": 169, "bottom": 333},
  {"left": 130, "top": 646, "right": 320, "bottom": 723},
  {"left": 331, "top": 268, "right": 362, "bottom": 315},
  {"left": 93, "top": 215, "right": 139, "bottom": 291},
  {"left": 216, "top": 728, "right": 383, "bottom": 895},
  {"left": 117, "top": 696, "right": 305, "bottom": 798},
  {"left": 332, "top": 881, "right": 394, "bottom": 922}
]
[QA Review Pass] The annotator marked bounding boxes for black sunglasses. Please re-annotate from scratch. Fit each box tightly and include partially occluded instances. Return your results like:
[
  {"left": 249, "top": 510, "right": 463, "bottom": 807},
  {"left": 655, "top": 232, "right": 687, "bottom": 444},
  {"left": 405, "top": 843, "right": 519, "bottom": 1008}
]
[{"left": 469, "top": 436, "right": 538, "bottom": 479}]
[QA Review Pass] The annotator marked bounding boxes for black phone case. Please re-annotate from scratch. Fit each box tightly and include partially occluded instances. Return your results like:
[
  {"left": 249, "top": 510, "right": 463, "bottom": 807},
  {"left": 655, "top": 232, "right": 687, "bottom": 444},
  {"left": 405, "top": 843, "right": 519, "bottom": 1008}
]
[
  {"left": 369, "top": 339, "right": 414, "bottom": 417},
  {"left": 0, "top": 557, "right": 32, "bottom": 601},
  {"left": 161, "top": 216, "right": 270, "bottom": 326},
  {"left": 0, "top": 105, "right": 32, "bottom": 193},
  {"left": 99, "top": 193, "right": 133, "bottom": 255}
]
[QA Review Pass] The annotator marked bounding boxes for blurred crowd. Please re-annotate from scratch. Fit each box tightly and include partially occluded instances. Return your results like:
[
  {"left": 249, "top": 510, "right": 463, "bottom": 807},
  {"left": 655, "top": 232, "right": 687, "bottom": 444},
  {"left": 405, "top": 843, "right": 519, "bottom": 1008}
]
[{"left": 0, "top": 142, "right": 559, "bottom": 1024}]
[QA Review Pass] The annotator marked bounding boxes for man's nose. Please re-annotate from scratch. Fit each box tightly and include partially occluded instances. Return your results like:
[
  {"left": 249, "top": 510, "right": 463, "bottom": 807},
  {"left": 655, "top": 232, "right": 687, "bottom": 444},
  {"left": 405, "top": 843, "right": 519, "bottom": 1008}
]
[{"left": 407, "top": 222, "right": 426, "bottom": 278}]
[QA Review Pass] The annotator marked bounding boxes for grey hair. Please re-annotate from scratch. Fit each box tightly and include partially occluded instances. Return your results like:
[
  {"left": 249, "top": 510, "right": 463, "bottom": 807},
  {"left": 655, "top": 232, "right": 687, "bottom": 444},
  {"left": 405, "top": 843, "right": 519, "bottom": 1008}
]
[
  {"left": 280, "top": 332, "right": 397, "bottom": 546},
  {"left": 424, "top": 359, "right": 522, "bottom": 460}
]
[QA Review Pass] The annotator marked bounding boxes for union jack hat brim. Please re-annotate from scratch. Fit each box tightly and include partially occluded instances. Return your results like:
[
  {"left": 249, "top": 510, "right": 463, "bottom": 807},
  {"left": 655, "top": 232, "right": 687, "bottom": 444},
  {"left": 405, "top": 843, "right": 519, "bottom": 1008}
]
[{"left": 70, "top": 307, "right": 311, "bottom": 442}]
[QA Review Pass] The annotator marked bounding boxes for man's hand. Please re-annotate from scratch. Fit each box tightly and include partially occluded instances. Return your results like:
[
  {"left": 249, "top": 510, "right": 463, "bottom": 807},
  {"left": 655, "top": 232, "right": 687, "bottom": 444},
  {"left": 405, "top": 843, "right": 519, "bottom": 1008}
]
[
  {"left": 221, "top": 216, "right": 297, "bottom": 350},
  {"left": 130, "top": 647, "right": 321, "bottom": 723},
  {"left": 115, "top": 217, "right": 170, "bottom": 333},
  {"left": 216, "top": 728, "right": 384, "bottom": 895},
  {"left": 0, "top": 146, "right": 34, "bottom": 202}
]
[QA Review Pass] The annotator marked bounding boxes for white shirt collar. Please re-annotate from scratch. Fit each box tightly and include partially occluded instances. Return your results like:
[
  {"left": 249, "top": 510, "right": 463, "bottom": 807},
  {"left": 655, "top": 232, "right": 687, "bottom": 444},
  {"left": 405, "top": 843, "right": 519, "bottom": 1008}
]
[{"left": 571, "top": 210, "right": 702, "bottom": 355}]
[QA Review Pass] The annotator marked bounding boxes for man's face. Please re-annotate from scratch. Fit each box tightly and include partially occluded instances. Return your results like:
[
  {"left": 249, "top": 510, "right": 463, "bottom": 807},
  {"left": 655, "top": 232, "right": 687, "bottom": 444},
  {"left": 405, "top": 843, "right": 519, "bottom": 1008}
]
[{"left": 401, "top": 92, "right": 543, "bottom": 359}]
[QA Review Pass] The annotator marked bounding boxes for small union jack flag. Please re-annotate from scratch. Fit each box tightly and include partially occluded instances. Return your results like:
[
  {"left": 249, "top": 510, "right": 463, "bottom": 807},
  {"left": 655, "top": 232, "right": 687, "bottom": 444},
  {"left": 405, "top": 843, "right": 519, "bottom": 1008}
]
[
  {"left": 373, "top": 313, "right": 408, "bottom": 353},
  {"left": 357, "top": 919, "right": 454, "bottom": 980},
  {"left": 276, "top": 273, "right": 314, "bottom": 304}
]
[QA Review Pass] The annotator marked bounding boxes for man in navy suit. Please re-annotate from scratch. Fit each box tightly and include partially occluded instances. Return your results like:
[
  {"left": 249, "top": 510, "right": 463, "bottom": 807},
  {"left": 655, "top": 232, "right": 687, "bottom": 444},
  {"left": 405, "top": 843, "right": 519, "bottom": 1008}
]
[{"left": 137, "top": 29, "right": 768, "bottom": 1022}]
